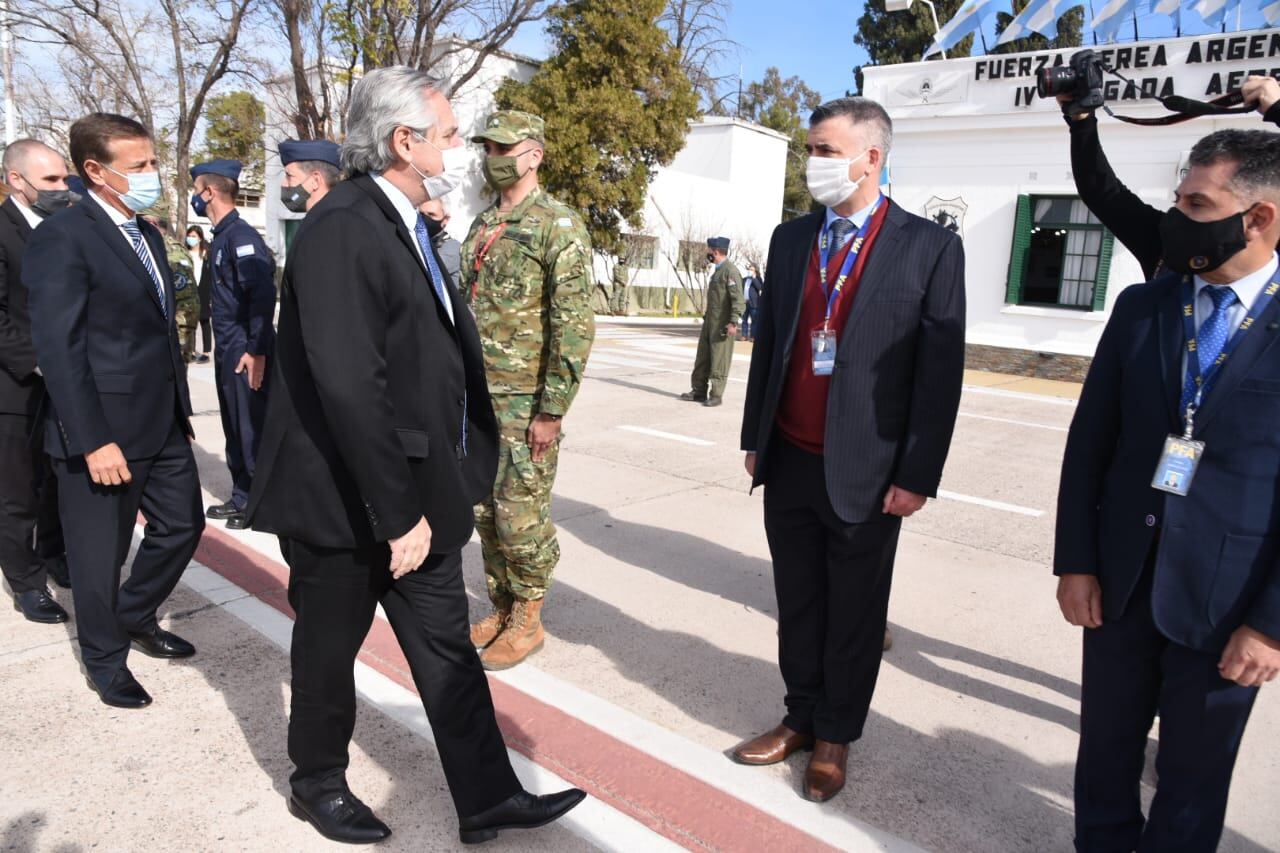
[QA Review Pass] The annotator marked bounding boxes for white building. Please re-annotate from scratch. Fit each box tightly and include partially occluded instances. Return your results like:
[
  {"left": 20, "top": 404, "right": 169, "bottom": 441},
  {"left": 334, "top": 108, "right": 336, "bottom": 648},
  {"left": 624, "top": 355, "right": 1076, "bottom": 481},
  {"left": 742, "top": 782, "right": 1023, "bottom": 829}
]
[
  {"left": 862, "top": 30, "right": 1278, "bottom": 367},
  {"left": 260, "top": 39, "right": 788, "bottom": 310}
]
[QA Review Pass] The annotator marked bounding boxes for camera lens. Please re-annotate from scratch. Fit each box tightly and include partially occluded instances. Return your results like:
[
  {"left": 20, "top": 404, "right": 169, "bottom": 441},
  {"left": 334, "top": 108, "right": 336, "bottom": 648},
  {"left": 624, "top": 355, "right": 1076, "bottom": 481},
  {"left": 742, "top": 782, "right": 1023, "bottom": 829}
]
[{"left": 1036, "top": 66, "right": 1078, "bottom": 99}]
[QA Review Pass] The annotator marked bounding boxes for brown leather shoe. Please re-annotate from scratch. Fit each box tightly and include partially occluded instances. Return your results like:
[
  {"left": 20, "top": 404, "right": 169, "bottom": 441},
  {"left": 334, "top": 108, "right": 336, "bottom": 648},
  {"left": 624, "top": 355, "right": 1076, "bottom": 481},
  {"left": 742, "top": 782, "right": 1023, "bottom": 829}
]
[
  {"left": 470, "top": 595, "right": 513, "bottom": 649},
  {"left": 730, "top": 723, "right": 814, "bottom": 766},
  {"left": 802, "top": 740, "right": 848, "bottom": 803},
  {"left": 480, "top": 598, "right": 545, "bottom": 670}
]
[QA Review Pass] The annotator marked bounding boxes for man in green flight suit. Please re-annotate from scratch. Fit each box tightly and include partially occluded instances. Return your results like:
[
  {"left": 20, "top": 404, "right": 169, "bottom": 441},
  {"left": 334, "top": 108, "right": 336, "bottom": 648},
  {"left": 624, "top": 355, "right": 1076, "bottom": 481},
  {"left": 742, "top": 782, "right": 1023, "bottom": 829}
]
[
  {"left": 462, "top": 110, "right": 596, "bottom": 670},
  {"left": 681, "top": 236, "right": 743, "bottom": 407}
]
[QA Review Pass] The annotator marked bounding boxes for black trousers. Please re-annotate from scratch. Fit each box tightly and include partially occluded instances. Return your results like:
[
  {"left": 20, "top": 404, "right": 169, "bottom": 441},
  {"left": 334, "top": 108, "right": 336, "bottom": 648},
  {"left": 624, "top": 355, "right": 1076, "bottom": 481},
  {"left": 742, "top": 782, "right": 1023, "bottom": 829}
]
[
  {"left": 52, "top": 419, "right": 204, "bottom": 688},
  {"left": 214, "top": 348, "right": 267, "bottom": 509},
  {"left": 762, "top": 438, "right": 902, "bottom": 744},
  {"left": 0, "top": 413, "right": 63, "bottom": 594},
  {"left": 1074, "top": 563, "right": 1258, "bottom": 853},
  {"left": 282, "top": 538, "right": 521, "bottom": 819},
  {"left": 199, "top": 318, "right": 212, "bottom": 353}
]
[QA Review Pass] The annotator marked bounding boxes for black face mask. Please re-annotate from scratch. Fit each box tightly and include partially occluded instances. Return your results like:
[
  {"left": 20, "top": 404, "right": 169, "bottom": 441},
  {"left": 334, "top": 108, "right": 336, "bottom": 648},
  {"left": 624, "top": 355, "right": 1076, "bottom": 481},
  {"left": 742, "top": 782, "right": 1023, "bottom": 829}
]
[
  {"left": 706, "top": 252, "right": 716, "bottom": 264},
  {"left": 424, "top": 215, "right": 445, "bottom": 239},
  {"left": 281, "top": 183, "right": 311, "bottom": 214},
  {"left": 30, "top": 188, "right": 74, "bottom": 217},
  {"left": 1158, "top": 205, "right": 1253, "bottom": 275}
]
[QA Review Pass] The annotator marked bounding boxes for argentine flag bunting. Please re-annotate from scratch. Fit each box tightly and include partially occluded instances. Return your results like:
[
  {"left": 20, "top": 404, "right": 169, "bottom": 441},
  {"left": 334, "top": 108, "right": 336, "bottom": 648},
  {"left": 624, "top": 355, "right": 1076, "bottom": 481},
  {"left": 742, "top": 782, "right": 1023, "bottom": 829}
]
[
  {"left": 1091, "top": 0, "right": 1140, "bottom": 42},
  {"left": 1264, "top": 0, "right": 1280, "bottom": 24},
  {"left": 996, "top": 0, "right": 1079, "bottom": 46},
  {"left": 924, "top": 0, "right": 1003, "bottom": 58},
  {"left": 1150, "top": 0, "right": 1182, "bottom": 30},
  {"left": 1194, "top": 0, "right": 1241, "bottom": 27}
]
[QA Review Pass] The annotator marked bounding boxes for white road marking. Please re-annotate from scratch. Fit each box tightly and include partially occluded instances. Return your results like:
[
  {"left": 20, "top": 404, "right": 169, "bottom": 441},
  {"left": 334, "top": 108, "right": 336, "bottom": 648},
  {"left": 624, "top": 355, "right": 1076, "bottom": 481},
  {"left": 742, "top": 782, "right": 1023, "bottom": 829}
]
[
  {"left": 958, "top": 412, "right": 1069, "bottom": 433},
  {"left": 617, "top": 425, "right": 715, "bottom": 446},
  {"left": 936, "top": 489, "right": 1045, "bottom": 518},
  {"left": 962, "top": 384, "right": 1078, "bottom": 407},
  {"left": 588, "top": 353, "right": 668, "bottom": 369}
]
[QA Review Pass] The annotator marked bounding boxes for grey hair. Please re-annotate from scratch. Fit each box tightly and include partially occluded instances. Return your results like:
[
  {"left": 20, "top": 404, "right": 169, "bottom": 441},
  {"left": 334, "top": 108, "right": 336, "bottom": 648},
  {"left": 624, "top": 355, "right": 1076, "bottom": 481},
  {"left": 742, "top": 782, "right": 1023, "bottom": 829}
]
[
  {"left": 341, "top": 67, "right": 441, "bottom": 175},
  {"left": 2, "top": 138, "right": 57, "bottom": 185},
  {"left": 809, "top": 97, "right": 893, "bottom": 157},
  {"left": 1188, "top": 129, "right": 1280, "bottom": 205}
]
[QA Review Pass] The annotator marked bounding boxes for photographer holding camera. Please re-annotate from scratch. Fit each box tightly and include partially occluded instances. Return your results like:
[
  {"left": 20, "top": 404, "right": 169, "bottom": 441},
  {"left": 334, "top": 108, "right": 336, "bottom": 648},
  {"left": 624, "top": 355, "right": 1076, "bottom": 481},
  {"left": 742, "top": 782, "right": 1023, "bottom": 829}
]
[{"left": 1058, "top": 58, "right": 1280, "bottom": 278}]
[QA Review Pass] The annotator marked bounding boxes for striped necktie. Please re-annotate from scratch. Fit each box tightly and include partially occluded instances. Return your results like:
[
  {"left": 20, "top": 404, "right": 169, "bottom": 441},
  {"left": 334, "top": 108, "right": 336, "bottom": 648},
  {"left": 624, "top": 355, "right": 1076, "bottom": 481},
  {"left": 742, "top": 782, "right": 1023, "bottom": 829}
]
[{"left": 120, "top": 219, "right": 167, "bottom": 318}]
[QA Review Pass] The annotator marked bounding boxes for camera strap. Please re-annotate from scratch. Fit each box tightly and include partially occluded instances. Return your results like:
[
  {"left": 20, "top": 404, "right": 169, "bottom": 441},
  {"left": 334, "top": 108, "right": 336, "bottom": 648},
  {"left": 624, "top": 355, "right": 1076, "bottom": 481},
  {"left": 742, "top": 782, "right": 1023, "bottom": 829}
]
[{"left": 1100, "top": 66, "right": 1254, "bottom": 125}]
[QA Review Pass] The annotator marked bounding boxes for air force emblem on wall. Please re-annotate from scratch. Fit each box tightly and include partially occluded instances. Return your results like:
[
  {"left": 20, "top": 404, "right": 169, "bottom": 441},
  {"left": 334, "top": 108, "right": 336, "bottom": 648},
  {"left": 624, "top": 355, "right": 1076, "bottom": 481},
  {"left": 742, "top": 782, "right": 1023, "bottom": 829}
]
[{"left": 924, "top": 196, "right": 968, "bottom": 240}]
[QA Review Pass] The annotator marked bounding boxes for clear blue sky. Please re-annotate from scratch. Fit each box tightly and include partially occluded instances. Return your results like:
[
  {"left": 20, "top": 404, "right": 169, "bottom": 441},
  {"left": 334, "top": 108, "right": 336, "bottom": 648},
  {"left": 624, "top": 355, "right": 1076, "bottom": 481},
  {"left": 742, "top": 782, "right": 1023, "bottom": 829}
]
[{"left": 504, "top": 0, "right": 1275, "bottom": 102}]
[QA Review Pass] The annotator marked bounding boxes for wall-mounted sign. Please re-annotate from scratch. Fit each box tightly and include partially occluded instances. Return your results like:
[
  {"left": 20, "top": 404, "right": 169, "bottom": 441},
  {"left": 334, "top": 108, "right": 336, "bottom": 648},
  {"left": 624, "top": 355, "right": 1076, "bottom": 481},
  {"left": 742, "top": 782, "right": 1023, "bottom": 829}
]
[{"left": 924, "top": 196, "right": 968, "bottom": 240}]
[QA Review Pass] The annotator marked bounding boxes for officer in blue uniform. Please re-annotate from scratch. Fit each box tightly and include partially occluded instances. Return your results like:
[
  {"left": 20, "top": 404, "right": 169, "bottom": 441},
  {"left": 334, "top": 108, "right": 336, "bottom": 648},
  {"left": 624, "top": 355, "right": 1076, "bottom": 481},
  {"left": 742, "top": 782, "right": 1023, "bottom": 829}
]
[
  {"left": 278, "top": 139, "right": 342, "bottom": 215},
  {"left": 190, "top": 159, "right": 276, "bottom": 529}
]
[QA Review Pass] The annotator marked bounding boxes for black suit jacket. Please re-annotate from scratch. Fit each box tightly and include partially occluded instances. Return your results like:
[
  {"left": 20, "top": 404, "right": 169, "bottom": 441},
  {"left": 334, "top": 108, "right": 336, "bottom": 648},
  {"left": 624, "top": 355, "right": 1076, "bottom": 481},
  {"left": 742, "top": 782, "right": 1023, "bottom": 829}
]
[
  {"left": 741, "top": 201, "right": 967, "bottom": 523},
  {"left": 1056, "top": 269, "right": 1280, "bottom": 651},
  {"left": 24, "top": 195, "right": 191, "bottom": 459},
  {"left": 0, "top": 198, "right": 41, "bottom": 418},
  {"left": 247, "top": 175, "right": 498, "bottom": 553}
]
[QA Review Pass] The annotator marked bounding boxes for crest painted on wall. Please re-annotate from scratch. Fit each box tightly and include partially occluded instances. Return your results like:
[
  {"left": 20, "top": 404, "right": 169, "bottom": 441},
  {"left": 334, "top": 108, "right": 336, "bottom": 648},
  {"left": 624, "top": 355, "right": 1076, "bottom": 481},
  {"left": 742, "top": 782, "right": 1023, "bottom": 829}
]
[{"left": 924, "top": 196, "right": 968, "bottom": 240}]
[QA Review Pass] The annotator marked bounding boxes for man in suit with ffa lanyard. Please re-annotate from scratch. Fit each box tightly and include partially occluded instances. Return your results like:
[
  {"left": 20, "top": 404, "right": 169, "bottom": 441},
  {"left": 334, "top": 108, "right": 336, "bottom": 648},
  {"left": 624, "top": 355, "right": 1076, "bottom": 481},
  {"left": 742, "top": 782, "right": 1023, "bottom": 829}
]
[
  {"left": 1057, "top": 129, "right": 1280, "bottom": 852},
  {"left": 737, "top": 97, "right": 966, "bottom": 803}
]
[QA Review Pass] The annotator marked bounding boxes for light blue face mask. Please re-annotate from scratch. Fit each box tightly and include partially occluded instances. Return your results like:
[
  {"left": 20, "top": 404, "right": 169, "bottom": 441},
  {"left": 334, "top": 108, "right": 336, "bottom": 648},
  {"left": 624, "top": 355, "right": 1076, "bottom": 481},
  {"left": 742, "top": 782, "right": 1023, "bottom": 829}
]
[{"left": 103, "top": 164, "right": 163, "bottom": 212}]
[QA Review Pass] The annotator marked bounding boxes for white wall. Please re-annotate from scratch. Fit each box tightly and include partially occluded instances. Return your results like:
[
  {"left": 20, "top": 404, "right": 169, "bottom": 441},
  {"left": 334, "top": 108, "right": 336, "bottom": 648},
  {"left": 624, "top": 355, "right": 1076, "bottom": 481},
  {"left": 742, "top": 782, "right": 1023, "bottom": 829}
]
[{"left": 863, "top": 30, "right": 1279, "bottom": 356}]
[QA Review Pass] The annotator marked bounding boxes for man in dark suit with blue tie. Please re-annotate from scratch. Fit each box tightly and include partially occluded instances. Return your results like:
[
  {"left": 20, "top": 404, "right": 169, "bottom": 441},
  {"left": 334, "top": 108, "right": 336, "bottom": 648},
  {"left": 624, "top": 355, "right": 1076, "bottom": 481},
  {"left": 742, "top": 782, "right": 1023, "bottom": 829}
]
[
  {"left": 247, "top": 67, "right": 583, "bottom": 846},
  {"left": 1057, "top": 128, "right": 1280, "bottom": 852},
  {"left": 24, "top": 114, "right": 204, "bottom": 709},
  {"left": 736, "top": 98, "right": 966, "bottom": 803}
]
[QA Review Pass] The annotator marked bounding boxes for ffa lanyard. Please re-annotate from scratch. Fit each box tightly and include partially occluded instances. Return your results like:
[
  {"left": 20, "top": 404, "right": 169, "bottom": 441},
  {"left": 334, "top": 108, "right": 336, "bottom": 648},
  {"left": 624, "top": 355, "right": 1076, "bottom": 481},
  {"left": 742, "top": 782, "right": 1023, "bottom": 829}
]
[
  {"left": 1179, "top": 272, "right": 1280, "bottom": 436},
  {"left": 472, "top": 223, "right": 509, "bottom": 273},
  {"left": 818, "top": 196, "right": 881, "bottom": 331}
]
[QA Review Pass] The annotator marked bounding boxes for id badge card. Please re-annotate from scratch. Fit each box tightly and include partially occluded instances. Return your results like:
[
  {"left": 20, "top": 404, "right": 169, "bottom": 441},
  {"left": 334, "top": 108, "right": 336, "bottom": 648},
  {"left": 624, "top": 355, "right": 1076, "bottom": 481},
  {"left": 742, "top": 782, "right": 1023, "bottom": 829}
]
[
  {"left": 1151, "top": 435, "right": 1205, "bottom": 496},
  {"left": 811, "top": 329, "right": 836, "bottom": 376}
]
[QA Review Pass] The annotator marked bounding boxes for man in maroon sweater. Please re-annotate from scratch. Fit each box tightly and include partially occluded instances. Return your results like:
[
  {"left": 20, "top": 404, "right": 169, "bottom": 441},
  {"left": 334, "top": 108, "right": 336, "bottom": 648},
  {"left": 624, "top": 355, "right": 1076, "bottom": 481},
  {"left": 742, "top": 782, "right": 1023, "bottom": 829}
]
[{"left": 735, "top": 97, "right": 966, "bottom": 803}]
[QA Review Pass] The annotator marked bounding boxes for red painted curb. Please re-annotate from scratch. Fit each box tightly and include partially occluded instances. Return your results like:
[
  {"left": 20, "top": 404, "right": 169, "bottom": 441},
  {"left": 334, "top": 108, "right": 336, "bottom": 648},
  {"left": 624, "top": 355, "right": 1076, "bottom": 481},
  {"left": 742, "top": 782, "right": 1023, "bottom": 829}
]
[{"left": 193, "top": 527, "right": 838, "bottom": 853}]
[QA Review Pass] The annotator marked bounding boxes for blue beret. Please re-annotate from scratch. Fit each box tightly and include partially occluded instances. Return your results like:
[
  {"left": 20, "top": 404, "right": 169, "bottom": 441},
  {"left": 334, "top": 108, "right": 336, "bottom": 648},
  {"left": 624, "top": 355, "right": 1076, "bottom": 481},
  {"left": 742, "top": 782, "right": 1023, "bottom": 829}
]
[
  {"left": 65, "top": 175, "right": 86, "bottom": 196},
  {"left": 279, "top": 139, "right": 341, "bottom": 168},
  {"left": 190, "top": 159, "right": 242, "bottom": 181},
  {"left": 707, "top": 236, "right": 731, "bottom": 251}
]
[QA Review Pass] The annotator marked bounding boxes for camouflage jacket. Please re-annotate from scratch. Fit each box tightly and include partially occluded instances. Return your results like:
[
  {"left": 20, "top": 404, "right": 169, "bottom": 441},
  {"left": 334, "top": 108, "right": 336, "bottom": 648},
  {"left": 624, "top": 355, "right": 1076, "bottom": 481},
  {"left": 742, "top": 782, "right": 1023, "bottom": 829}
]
[
  {"left": 462, "top": 186, "right": 595, "bottom": 416},
  {"left": 704, "top": 260, "right": 744, "bottom": 331},
  {"left": 164, "top": 236, "right": 200, "bottom": 316}
]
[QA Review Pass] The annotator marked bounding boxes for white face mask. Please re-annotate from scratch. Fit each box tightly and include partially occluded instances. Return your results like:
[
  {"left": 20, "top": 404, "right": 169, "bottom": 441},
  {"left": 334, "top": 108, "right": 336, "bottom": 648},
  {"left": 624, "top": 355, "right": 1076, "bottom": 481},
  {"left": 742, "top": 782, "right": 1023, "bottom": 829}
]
[
  {"left": 410, "top": 131, "right": 469, "bottom": 199},
  {"left": 805, "top": 151, "right": 868, "bottom": 209}
]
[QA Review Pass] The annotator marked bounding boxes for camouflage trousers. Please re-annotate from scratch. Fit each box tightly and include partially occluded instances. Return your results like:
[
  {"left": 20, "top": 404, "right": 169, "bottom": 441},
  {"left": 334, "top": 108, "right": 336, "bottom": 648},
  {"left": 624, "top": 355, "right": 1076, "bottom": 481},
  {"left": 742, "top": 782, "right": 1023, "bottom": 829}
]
[
  {"left": 474, "top": 394, "right": 561, "bottom": 604},
  {"left": 690, "top": 322, "right": 736, "bottom": 400},
  {"left": 176, "top": 307, "right": 198, "bottom": 362}
]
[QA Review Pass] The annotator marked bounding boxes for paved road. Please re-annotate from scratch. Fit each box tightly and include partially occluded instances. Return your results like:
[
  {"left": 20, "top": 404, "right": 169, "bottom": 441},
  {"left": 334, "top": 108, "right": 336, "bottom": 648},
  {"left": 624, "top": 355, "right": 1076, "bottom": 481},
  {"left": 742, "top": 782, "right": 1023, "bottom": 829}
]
[{"left": 1, "top": 320, "right": 1275, "bottom": 852}]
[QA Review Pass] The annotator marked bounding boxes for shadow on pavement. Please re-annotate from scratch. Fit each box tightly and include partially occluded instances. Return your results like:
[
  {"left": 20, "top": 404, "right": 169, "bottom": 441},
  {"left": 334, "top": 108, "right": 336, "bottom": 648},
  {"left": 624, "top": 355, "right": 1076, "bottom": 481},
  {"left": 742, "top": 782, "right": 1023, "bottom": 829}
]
[{"left": 1, "top": 811, "right": 79, "bottom": 853}]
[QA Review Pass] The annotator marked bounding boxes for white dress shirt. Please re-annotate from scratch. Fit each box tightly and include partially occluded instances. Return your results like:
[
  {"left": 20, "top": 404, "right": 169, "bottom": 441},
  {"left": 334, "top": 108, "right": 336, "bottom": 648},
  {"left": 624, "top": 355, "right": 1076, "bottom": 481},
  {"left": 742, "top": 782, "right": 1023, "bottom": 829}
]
[
  {"left": 87, "top": 188, "right": 160, "bottom": 273},
  {"left": 13, "top": 197, "right": 44, "bottom": 231},
  {"left": 372, "top": 173, "right": 455, "bottom": 324}
]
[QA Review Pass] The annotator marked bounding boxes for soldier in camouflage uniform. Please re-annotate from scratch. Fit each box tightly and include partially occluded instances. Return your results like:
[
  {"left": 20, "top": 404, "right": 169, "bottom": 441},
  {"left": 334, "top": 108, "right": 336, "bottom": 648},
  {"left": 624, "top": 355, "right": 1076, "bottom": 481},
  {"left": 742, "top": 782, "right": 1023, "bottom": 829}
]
[
  {"left": 462, "top": 110, "right": 595, "bottom": 670},
  {"left": 681, "top": 236, "right": 744, "bottom": 407},
  {"left": 146, "top": 216, "right": 201, "bottom": 361}
]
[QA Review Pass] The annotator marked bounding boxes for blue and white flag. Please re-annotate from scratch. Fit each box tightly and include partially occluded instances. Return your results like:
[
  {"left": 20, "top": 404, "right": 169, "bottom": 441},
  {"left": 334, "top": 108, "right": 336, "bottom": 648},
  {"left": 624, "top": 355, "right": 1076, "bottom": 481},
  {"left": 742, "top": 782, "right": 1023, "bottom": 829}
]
[
  {"left": 1150, "top": 0, "right": 1182, "bottom": 30},
  {"left": 924, "top": 0, "right": 1003, "bottom": 58},
  {"left": 1263, "top": 0, "right": 1280, "bottom": 24},
  {"left": 1195, "top": 0, "right": 1242, "bottom": 27},
  {"left": 996, "top": 0, "right": 1079, "bottom": 46},
  {"left": 1091, "top": 0, "right": 1140, "bottom": 42}
]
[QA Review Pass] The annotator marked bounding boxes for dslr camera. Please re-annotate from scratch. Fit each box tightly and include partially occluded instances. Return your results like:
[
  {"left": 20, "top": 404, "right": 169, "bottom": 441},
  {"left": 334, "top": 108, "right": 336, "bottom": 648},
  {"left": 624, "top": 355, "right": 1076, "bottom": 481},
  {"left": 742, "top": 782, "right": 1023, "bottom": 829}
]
[{"left": 1037, "top": 49, "right": 1106, "bottom": 116}]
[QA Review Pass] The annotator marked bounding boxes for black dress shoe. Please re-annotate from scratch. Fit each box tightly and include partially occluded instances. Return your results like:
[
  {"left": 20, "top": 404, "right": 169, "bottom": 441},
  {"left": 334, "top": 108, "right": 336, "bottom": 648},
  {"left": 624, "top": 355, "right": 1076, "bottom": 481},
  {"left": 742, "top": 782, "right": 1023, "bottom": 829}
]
[
  {"left": 288, "top": 791, "right": 391, "bottom": 844},
  {"left": 206, "top": 501, "right": 241, "bottom": 520},
  {"left": 88, "top": 669, "right": 152, "bottom": 709},
  {"left": 194, "top": 353, "right": 210, "bottom": 364},
  {"left": 703, "top": 397, "right": 723, "bottom": 407},
  {"left": 225, "top": 512, "right": 248, "bottom": 530},
  {"left": 46, "top": 555, "right": 71, "bottom": 589},
  {"left": 458, "top": 788, "right": 587, "bottom": 845},
  {"left": 13, "top": 588, "right": 68, "bottom": 624},
  {"left": 128, "top": 628, "right": 196, "bottom": 658}
]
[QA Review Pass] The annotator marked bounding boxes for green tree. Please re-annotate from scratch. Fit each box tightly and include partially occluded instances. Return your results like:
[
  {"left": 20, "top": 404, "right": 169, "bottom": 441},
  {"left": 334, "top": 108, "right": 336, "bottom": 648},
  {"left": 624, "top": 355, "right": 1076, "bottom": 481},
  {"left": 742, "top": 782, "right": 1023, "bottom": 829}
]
[
  {"left": 739, "top": 67, "right": 822, "bottom": 220},
  {"left": 495, "top": 0, "right": 699, "bottom": 256},
  {"left": 993, "top": 0, "right": 1084, "bottom": 53},
  {"left": 200, "top": 91, "right": 267, "bottom": 191},
  {"left": 853, "top": 0, "right": 975, "bottom": 92}
]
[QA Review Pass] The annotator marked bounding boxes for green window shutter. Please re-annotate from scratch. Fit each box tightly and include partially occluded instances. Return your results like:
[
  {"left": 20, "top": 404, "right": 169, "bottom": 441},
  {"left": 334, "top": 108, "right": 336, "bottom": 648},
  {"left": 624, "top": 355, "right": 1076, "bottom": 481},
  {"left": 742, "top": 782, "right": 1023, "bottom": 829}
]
[
  {"left": 1006, "top": 194, "right": 1032, "bottom": 304},
  {"left": 1092, "top": 229, "right": 1115, "bottom": 312}
]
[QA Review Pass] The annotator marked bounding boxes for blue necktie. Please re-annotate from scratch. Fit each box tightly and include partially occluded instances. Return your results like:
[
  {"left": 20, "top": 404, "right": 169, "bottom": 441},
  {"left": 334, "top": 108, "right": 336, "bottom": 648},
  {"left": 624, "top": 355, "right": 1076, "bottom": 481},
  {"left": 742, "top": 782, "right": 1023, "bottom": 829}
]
[
  {"left": 121, "top": 219, "right": 167, "bottom": 318},
  {"left": 828, "top": 217, "right": 855, "bottom": 251},
  {"left": 413, "top": 214, "right": 454, "bottom": 325},
  {"left": 412, "top": 213, "right": 466, "bottom": 455},
  {"left": 1180, "top": 284, "right": 1238, "bottom": 413}
]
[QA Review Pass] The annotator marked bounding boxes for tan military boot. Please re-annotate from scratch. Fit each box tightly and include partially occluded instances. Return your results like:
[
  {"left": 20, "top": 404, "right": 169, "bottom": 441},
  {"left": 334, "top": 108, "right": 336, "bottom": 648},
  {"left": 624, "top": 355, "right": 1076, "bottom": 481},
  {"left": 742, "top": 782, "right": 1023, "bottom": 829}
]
[
  {"left": 480, "top": 598, "right": 545, "bottom": 671},
  {"left": 469, "top": 596, "right": 513, "bottom": 649}
]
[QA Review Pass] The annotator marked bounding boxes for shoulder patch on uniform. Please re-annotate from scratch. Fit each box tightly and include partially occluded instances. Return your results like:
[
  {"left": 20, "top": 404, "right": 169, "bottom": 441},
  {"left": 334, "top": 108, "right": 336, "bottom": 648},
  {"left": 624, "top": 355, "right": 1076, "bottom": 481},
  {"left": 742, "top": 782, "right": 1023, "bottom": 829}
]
[
  {"left": 235, "top": 244, "right": 255, "bottom": 258},
  {"left": 556, "top": 217, "right": 573, "bottom": 228}
]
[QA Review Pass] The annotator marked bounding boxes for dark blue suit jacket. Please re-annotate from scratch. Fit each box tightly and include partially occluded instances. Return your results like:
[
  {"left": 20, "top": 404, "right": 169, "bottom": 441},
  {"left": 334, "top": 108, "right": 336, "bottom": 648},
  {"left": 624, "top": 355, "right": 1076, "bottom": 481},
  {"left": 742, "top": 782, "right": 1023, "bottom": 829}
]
[
  {"left": 1055, "top": 266, "right": 1280, "bottom": 652},
  {"left": 23, "top": 194, "right": 191, "bottom": 460}
]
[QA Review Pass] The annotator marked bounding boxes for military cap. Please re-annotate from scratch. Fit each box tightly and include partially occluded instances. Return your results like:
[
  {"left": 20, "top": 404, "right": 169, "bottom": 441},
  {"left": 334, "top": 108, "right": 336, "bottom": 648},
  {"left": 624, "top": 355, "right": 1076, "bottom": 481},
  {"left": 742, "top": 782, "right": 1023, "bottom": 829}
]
[
  {"left": 707, "top": 236, "right": 731, "bottom": 251},
  {"left": 189, "top": 159, "right": 242, "bottom": 181},
  {"left": 472, "top": 110, "right": 545, "bottom": 145},
  {"left": 65, "top": 175, "right": 86, "bottom": 196},
  {"left": 279, "top": 139, "right": 341, "bottom": 168}
]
